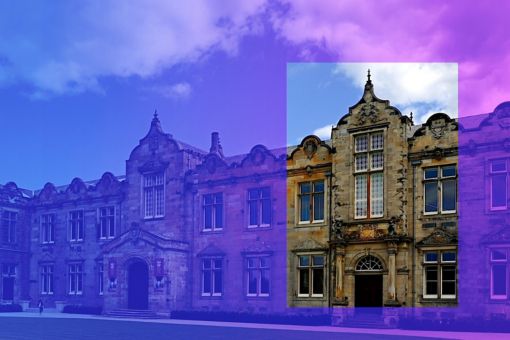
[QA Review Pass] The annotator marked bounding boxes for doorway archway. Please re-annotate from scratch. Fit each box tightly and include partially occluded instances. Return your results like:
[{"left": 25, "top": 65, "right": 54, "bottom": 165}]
[
  {"left": 354, "top": 255, "right": 383, "bottom": 308},
  {"left": 127, "top": 259, "right": 149, "bottom": 310}
]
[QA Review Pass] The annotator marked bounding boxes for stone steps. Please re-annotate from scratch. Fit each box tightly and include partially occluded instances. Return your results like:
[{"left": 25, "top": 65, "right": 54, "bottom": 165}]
[{"left": 103, "top": 309, "right": 163, "bottom": 319}]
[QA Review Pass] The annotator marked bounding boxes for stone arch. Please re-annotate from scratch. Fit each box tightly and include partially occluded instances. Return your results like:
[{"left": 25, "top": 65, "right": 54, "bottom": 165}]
[
  {"left": 349, "top": 251, "right": 386, "bottom": 271},
  {"left": 355, "top": 255, "right": 384, "bottom": 272}
]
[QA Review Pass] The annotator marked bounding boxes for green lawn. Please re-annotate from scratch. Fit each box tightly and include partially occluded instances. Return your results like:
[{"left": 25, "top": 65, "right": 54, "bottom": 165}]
[{"left": 0, "top": 317, "right": 436, "bottom": 340}]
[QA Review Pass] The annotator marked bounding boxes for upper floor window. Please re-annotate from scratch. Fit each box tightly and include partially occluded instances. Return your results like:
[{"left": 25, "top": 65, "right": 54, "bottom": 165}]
[
  {"left": 203, "top": 193, "right": 223, "bottom": 231},
  {"left": 99, "top": 206, "right": 115, "bottom": 239},
  {"left": 1, "top": 210, "right": 17, "bottom": 244},
  {"left": 490, "top": 160, "right": 508, "bottom": 210},
  {"left": 297, "top": 254, "right": 325, "bottom": 297},
  {"left": 248, "top": 188, "right": 271, "bottom": 228},
  {"left": 201, "top": 258, "right": 222, "bottom": 297},
  {"left": 69, "top": 210, "right": 84, "bottom": 242},
  {"left": 424, "top": 165, "right": 457, "bottom": 215},
  {"left": 246, "top": 256, "right": 270, "bottom": 297},
  {"left": 423, "top": 251, "right": 457, "bottom": 299},
  {"left": 41, "top": 214, "right": 55, "bottom": 244},
  {"left": 143, "top": 173, "right": 165, "bottom": 218},
  {"left": 40, "top": 264, "right": 54, "bottom": 294},
  {"left": 354, "top": 132, "right": 384, "bottom": 219},
  {"left": 490, "top": 249, "right": 508, "bottom": 300},
  {"left": 298, "top": 181, "right": 324, "bottom": 223},
  {"left": 69, "top": 263, "right": 83, "bottom": 295}
]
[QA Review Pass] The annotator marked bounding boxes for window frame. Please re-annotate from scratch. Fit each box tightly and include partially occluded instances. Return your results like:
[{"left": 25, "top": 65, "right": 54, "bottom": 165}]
[
  {"left": 68, "top": 263, "right": 84, "bottom": 295},
  {"left": 40, "top": 264, "right": 54, "bottom": 295},
  {"left": 202, "top": 193, "right": 223, "bottom": 232},
  {"left": 247, "top": 187, "right": 272, "bottom": 229},
  {"left": 422, "top": 250, "right": 457, "bottom": 300},
  {"left": 40, "top": 213, "right": 55, "bottom": 244},
  {"left": 490, "top": 159, "right": 508, "bottom": 211},
  {"left": 353, "top": 131, "right": 384, "bottom": 219},
  {"left": 297, "top": 253, "right": 326, "bottom": 298},
  {"left": 423, "top": 165, "right": 457, "bottom": 215},
  {"left": 68, "top": 210, "right": 84, "bottom": 242},
  {"left": 98, "top": 206, "right": 116, "bottom": 240},
  {"left": 490, "top": 248, "right": 508, "bottom": 300},
  {"left": 245, "top": 255, "right": 271, "bottom": 297},
  {"left": 297, "top": 180, "right": 325, "bottom": 224},
  {"left": 201, "top": 257, "right": 223, "bottom": 297},
  {"left": 1, "top": 210, "right": 17, "bottom": 244},
  {"left": 142, "top": 172, "right": 165, "bottom": 219}
]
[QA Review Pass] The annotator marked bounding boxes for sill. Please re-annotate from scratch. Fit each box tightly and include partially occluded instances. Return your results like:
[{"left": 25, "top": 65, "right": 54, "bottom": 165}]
[
  {"left": 69, "top": 240, "right": 84, "bottom": 243},
  {"left": 40, "top": 292, "right": 54, "bottom": 295},
  {"left": 490, "top": 296, "right": 507, "bottom": 301},
  {"left": 490, "top": 207, "right": 507, "bottom": 212},
  {"left": 246, "top": 294, "right": 270, "bottom": 299},
  {"left": 41, "top": 242, "right": 55, "bottom": 245},
  {"left": 143, "top": 216, "right": 165, "bottom": 221},
  {"left": 201, "top": 294, "right": 222, "bottom": 298},
  {"left": 297, "top": 294, "right": 325, "bottom": 299},
  {"left": 201, "top": 229, "right": 223, "bottom": 234}
]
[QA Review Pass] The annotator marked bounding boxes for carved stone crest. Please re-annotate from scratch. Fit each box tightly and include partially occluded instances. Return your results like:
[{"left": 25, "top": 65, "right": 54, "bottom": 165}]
[
  {"left": 304, "top": 139, "right": 317, "bottom": 159},
  {"left": 357, "top": 103, "right": 378, "bottom": 125},
  {"left": 430, "top": 118, "right": 447, "bottom": 139}
]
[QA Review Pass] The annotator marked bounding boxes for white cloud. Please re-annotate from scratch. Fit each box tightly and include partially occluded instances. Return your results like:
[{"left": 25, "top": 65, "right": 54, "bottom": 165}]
[
  {"left": 333, "top": 63, "right": 458, "bottom": 123},
  {"left": 150, "top": 82, "right": 192, "bottom": 99},
  {"left": 312, "top": 124, "right": 332, "bottom": 140}
]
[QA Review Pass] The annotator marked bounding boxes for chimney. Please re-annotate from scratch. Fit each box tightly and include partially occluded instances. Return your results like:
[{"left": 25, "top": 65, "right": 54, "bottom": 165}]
[{"left": 210, "top": 132, "right": 224, "bottom": 158}]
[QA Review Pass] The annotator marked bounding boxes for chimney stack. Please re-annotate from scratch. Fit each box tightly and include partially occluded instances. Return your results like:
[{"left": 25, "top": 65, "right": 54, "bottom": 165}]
[{"left": 210, "top": 132, "right": 224, "bottom": 158}]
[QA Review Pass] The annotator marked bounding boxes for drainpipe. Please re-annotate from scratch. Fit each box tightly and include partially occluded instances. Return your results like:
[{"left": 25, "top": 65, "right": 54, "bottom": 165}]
[
  {"left": 326, "top": 171, "right": 333, "bottom": 309},
  {"left": 411, "top": 159, "right": 422, "bottom": 309}
]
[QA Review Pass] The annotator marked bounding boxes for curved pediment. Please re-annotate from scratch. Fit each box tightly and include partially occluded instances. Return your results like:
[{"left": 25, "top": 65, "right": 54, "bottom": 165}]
[
  {"left": 288, "top": 135, "right": 333, "bottom": 160},
  {"left": 417, "top": 228, "right": 457, "bottom": 247},
  {"left": 66, "top": 177, "right": 88, "bottom": 196},
  {"left": 240, "top": 144, "right": 278, "bottom": 168},
  {"left": 412, "top": 112, "right": 458, "bottom": 139},
  {"left": 95, "top": 172, "right": 121, "bottom": 194}
]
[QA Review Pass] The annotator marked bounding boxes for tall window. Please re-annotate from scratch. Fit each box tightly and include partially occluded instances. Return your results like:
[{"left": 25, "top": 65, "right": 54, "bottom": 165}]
[
  {"left": 354, "top": 132, "right": 384, "bottom": 219},
  {"left": 69, "top": 210, "right": 84, "bottom": 242},
  {"left": 424, "top": 165, "right": 457, "bottom": 214},
  {"left": 99, "top": 206, "right": 115, "bottom": 239},
  {"left": 40, "top": 264, "right": 54, "bottom": 294},
  {"left": 423, "top": 251, "right": 456, "bottom": 299},
  {"left": 490, "top": 160, "right": 507, "bottom": 210},
  {"left": 98, "top": 262, "right": 104, "bottom": 295},
  {"left": 203, "top": 193, "right": 223, "bottom": 231},
  {"left": 143, "top": 173, "right": 165, "bottom": 218},
  {"left": 490, "top": 249, "right": 508, "bottom": 300},
  {"left": 299, "top": 181, "right": 324, "bottom": 223},
  {"left": 246, "top": 256, "right": 270, "bottom": 297},
  {"left": 41, "top": 214, "right": 55, "bottom": 244},
  {"left": 201, "top": 258, "right": 222, "bottom": 296},
  {"left": 248, "top": 188, "right": 271, "bottom": 228},
  {"left": 297, "top": 254, "right": 325, "bottom": 297},
  {"left": 69, "top": 263, "right": 83, "bottom": 295},
  {"left": 1, "top": 211, "right": 17, "bottom": 244}
]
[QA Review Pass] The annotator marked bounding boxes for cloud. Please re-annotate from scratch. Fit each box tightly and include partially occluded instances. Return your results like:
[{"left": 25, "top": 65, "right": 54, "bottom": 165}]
[
  {"left": 312, "top": 124, "right": 332, "bottom": 140},
  {"left": 0, "top": 1, "right": 266, "bottom": 97},
  {"left": 333, "top": 63, "right": 458, "bottom": 123},
  {"left": 150, "top": 82, "right": 192, "bottom": 99}
]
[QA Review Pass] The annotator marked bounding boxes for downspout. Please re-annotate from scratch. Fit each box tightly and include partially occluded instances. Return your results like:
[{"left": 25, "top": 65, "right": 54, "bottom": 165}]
[
  {"left": 411, "top": 159, "right": 422, "bottom": 308},
  {"left": 327, "top": 171, "right": 333, "bottom": 308}
]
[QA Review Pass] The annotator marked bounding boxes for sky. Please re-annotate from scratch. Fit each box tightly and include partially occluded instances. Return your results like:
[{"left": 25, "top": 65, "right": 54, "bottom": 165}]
[{"left": 0, "top": 0, "right": 509, "bottom": 189}]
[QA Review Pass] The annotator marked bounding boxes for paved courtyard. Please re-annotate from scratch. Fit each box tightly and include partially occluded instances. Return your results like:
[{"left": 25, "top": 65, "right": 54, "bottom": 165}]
[{"left": 0, "top": 313, "right": 508, "bottom": 340}]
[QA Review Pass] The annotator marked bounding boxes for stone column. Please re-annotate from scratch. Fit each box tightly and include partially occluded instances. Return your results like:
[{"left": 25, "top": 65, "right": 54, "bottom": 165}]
[
  {"left": 335, "top": 247, "right": 345, "bottom": 300},
  {"left": 385, "top": 242, "right": 400, "bottom": 306}
]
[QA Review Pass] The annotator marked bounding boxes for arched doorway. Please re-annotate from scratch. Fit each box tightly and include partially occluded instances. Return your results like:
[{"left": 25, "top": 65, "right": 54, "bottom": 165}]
[
  {"left": 127, "top": 259, "right": 149, "bottom": 310},
  {"left": 354, "top": 255, "right": 383, "bottom": 308}
]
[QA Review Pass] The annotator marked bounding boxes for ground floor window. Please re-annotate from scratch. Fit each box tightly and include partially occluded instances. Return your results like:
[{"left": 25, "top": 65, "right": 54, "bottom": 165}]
[
  {"left": 490, "top": 249, "right": 508, "bottom": 299},
  {"left": 40, "top": 264, "right": 54, "bottom": 294},
  {"left": 423, "top": 251, "right": 456, "bottom": 299},
  {"left": 202, "top": 258, "right": 222, "bottom": 296},
  {"left": 297, "top": 254, "right": 325, "bottom": 297},
  {"left": 246, "top": 256, "right": 270, "bottom": 297},
  {"left": 68, "top": 263, "right": 83, "bottom": 295}
]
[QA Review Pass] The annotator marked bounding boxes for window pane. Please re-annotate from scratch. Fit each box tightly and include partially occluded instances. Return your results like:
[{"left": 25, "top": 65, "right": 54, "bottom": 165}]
[
  {"left": 299, "top": 269, "right": 309, "bottom": 295},
  {"left": 371, "top": 132, "right": 384, "bottom": 150},
  {"left": 204, "top": 195, "right": 213, "bottom": 205},
  {"left": 300, "top": 195, "right": 310, "bottom": 222},
  {"left": 214, "top": 204, "right": 222, "bottom": 228},
  {"left": 248, "top": 270, "right": 257, "bottom": 294},
  {"left": 424, "top": 168, "right": 438, "bottom": 179},
  {"left": 492, "top": 160, "right": 507, "bottom": 173},
  {"left": 214, "top": 269, "right": 222, "bottom": 294},
  {"left": 261, "top": 270, "right": 270, "bottom": 294},
  {"left": 355, "top": 154, "right": 368, "bottom": 172},
  {"left": 442, "top": 165, "right": 456, "bottom": 178},
  {"left": 312, "top": 255, "right": 324, "bottom": 267},
  {"left": 260, "top": 188, "right": 270, "bottom": 198},
  {"left": 203, "top": 270, "right": 211, "bottom": 294},
  {"left": 442, "top": 266, "right": 456, "bottom": 296},
  {"left": 355, "top": 135, "right": 368, "bottom": 152},
  {"left": 492, "top": 174, "right": 507, "bottom": 208},
  {"left": 425, "top": 252, "right": 438, "bottom": 263},
  {"left": 261, "top": 199, "right": 271, "bottom": 225},
  {"left": 314, "top": 181, "right": 324, "bottom": 192},
  {"left": 425, "top": 267, "right": 438, "bottom": 295},
  {"left": 313, "top": 192, "right": 324, "bottom": 220},
  {"left": 204, "top": 205, "right": 212, "bottom": 229},
  {"left": 300, "top": 182, "right": 311, "bottom": 194},
  {"left": 370, "top": 172, "right": 384, "bottom": 216},
  {"left": 214, "top": 259, "right": 222, "bottom": 269},
  {"left": 312, "top": 268, "right": 324, "bottom": 295},
  {"left": 299, "top": 255, "right": 310, "bottom": 267},
  {"left": 249, "top": 200, "right": 258, "bottom": 226},
  {"left": 424, "top": 181, "right": 438, "bottom": 213},
  {"left": 442, "top": 252, "right": 456, "bottom": 262},
  {"left": 442, "top": 179, "right": 456, "bottom": 211},
  {"left": 355, "top": 175, "right": 367, "bottom": 217},
  {"left": 371, "top": 152, "right": 384, "bottom": 170},
  {"left": 492, "top": 249, "right": 507, "bottom": 261},
  {"left": 492, "top": 264, "right": 507, "bottom": 296}
]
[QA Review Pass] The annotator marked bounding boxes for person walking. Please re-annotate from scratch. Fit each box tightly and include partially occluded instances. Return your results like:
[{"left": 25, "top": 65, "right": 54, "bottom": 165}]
[{"left": 38, "top": 299, "right": 44, "bottom": 315}]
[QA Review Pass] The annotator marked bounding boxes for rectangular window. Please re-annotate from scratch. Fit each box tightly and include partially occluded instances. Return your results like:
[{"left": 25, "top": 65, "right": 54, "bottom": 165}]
[
  {"left": 1, "top": 211, "right": 17, "bottom": 244},
  {"left": 297, "top": 254, "right": 325, "bottom": 297},
  {"left": 246, "top": 256, "right": 270, "bottom": 297},
  {"left": 41, "top": 214, "right": 55, "bottom": 244},
  {"left": 354, "top": 131, "right": 384, "bottom": 219},
  {"left": 99, "top": 206, "right": 115, "bottom": 239},
  {"left": 40, "top": 265, "right": 54, "bottom": 294},
  {"left": 298, "top": 181, "right": 324, "bottom": 223},
  {"left": 490, "top": 249, "right": 508, "bottom": 299},
  {"left": 491, "top": 160, "right": 508, "bottom": 210},
  {"left": 203, "top": 193, "right": 223, "bottom": 231},
  {"left": 69, "top": 210, "right": 84, "bottom": 242},
  {"left": 202, "top": 258, "right": 222, "bottom": 296},
  {"left": 424, "top": 165, "right": 457, "bottom": 214},
  {"left": 248, "top": 188, "right": 271, "bottom": 228},
  {"left": 98, "top": 262, "right": 104, "bottom": 295},
  {"left": 68, "top": 263, "right": 83, "bottom": 295},
  {"left": 143, "top": 173, "right": 165, "bottom": 218},
  {"left": 423, "top": 251, "right": 457, "bottom": 299}
]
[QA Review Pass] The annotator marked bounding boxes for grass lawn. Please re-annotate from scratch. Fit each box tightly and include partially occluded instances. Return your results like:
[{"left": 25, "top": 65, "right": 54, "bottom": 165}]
[{"left": 0, "top": 317, "right": 436, "bottom": 340}]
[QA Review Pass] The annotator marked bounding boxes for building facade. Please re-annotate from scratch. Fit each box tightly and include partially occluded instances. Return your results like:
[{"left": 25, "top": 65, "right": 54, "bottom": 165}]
[{"left": 3, "top": 74, "right": 509, "bottom": 323}]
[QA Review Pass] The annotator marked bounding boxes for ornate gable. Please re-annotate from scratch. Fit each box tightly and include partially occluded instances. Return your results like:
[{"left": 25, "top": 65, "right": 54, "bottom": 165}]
[{"left": 416, "top": 228, "right": 457, "bottom": 247}]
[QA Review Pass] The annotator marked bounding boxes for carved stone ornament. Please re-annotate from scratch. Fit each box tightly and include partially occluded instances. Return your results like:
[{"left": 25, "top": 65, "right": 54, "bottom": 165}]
[
  {"left": 251, "top": 148, "right": 265, "bottom": 165},
  {"left": 417, "top": 227, "right": 457, "bottom": 246},
  {"left": 357, "top": 103, "right": 378, "bottom": 125},
  {"left": 496, "top": 105, "right": 510, "bottom": 129},
  {"left": 430, "top": 118, "right": 447, "bottom": 139},
  {"left": 304, "top": 139, "right": 318, "bottom": 159},
  {"left": 130, "top": 224, "right": 141, "bottom": 244}
]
